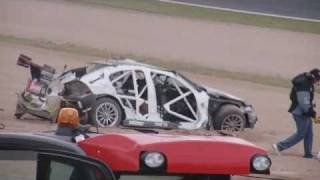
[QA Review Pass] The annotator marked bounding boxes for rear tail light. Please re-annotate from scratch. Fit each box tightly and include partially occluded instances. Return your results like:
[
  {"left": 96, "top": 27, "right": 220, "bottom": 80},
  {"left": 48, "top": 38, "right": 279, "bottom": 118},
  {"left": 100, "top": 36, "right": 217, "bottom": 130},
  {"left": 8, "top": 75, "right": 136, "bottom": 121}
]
[
  {"left": 25, "top": 79, "right": 42, "bottom": 95},
  {"left": 26, "top": 79, "right": 32, "bottom": 90}
]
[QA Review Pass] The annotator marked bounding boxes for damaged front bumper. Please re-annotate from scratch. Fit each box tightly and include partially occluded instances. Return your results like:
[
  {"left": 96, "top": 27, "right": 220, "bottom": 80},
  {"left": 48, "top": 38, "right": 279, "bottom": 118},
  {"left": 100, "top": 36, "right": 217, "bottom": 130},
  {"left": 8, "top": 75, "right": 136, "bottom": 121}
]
[{"left": 244, "top": 106, "right": 258, "bottom": 128}]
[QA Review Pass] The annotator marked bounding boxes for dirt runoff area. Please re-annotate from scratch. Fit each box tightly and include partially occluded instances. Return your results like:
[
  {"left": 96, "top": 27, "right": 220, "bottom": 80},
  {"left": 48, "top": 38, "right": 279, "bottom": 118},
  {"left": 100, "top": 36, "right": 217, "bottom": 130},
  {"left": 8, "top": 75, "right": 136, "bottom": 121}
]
[{"left": 0, "top": 0, "right": 320, "bottom": 179}]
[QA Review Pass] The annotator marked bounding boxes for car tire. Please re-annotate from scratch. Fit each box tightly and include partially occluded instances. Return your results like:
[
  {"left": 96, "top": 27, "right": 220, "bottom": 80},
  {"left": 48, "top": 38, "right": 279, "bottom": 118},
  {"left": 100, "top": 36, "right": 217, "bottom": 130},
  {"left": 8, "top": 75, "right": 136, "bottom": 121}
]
[
  {"left": 90, "top": 97, "right": 123, "bottom": 127},
  {"left": 14, "top": 103, "right": 26, "bottom": 119},
  {"left": 213, "top": 104, "right": 245, "bottom": 132},
  {"left": 14, "top": 113, "right": 24, "bottom": 119}
]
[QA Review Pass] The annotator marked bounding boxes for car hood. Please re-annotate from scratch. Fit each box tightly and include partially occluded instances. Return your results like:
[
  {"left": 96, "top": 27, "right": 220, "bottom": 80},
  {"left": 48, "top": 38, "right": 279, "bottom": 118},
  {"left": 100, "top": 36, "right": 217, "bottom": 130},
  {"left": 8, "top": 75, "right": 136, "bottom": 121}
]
[
  {"left": 83, "top": 133, "right": 259, "bottom": 147},
  {"left": 79, "top": 133, "right": 267, "bottom": 174},
  {"left": 205, "top": 87, "right": 244, "bottom": 102}
]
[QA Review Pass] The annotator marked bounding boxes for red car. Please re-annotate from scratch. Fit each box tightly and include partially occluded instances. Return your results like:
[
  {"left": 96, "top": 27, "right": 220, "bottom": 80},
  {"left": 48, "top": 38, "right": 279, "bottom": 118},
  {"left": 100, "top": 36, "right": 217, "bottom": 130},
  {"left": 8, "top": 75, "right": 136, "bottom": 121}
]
[
  {"left": 1, "top": 108, "right": 271, "bottom": 180},
  {"left": 80, "top": 133, "right": 270, "bottom": 178}
]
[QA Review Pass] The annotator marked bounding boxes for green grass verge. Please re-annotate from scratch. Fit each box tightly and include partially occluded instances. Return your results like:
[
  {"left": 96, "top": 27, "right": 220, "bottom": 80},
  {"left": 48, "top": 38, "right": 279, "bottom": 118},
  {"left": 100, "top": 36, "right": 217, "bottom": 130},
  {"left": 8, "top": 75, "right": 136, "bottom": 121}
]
[
  {"left": 68, "top": 0, "right": 320, "bottom": 34},
  {"left": 1, "top": 34, "right": 319, "bottom": 93}
]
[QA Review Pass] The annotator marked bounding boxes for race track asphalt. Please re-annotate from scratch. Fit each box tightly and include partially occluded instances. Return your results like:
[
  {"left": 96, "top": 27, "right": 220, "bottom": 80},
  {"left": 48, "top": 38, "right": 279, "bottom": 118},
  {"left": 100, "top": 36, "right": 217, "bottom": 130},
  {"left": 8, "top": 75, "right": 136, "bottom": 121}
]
[{"left": 173, "top": 0, "right": 320, "bottom": 20}]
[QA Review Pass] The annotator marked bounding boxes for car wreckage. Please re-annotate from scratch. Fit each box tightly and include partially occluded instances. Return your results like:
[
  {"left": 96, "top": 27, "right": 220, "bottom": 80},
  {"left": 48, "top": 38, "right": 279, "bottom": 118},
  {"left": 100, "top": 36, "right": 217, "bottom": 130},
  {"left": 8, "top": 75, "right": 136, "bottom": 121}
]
[
  {"left": 15, "top": 54, "right": 73, "bottom": 121},
  {"left": 15, "top": 55, "right": 257, "bottom": 132},
  {"left": 61, "top": 59, "right": 257, "bottom": 132},
  {"left": 1, "top": 108, "right": 271, "bottom": 180},
  {"left": 14, "top": 54, "right": 106, "bottom": 122}
]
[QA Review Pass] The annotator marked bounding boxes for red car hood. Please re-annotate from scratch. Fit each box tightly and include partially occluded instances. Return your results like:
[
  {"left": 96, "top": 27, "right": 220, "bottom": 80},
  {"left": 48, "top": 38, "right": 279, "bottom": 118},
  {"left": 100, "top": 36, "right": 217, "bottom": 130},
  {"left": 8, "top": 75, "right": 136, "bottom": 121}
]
[{"left": 79, "top": 133, "right": 267, "bottom": 175}]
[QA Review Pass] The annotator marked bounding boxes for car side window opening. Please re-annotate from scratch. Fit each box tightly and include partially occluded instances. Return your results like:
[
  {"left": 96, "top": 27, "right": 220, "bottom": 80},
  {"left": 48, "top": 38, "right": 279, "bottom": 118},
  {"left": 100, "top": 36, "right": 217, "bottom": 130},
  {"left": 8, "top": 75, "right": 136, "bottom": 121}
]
[
  {"left": 135, "top": 70, "right": 148, "bottom": 115},
  {"left": 48, "top": 161, "right": 75, "bottom": 180},
  {"left": 38, "top": 154, "right": 111, "bottom": 180},
  {"left": 0, "top": 150, "right": 37, "bottom": 180},
  {"left": 151, "top": 73, "right": 198, "bottom": 122},
  {"left": 110, "top": 70, "right": 134, "bottom": 96},
  {"left": 0, "top": 150, "right": 113, "bottom": 180},
  {"left": 110, "top": 70, "right": 149, "bottom": 118}
]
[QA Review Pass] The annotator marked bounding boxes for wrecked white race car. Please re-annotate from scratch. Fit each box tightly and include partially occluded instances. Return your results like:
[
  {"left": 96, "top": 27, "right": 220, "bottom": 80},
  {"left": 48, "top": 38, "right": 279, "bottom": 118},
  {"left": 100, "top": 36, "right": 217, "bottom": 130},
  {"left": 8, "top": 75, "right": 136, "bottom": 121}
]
[{"left": 61, "top": 59, "right": 257, "bottom": 132}]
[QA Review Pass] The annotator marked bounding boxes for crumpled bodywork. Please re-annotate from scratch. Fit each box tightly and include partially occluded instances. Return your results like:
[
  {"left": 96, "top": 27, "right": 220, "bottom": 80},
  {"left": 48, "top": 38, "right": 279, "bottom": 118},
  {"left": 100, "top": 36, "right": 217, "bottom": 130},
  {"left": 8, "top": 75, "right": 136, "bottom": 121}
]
[
  {"left": 63, "top": 59, "right": 257, "bottom": 130},
  {"left": 15, "top": 54, "right": 76, "bottom": 120}
]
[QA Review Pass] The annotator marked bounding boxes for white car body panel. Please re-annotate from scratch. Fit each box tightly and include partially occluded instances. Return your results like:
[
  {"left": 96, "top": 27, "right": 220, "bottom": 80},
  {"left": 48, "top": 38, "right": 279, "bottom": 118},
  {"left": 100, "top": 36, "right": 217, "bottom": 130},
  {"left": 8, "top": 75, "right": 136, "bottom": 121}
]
[{"left": 79, "top": 60, "right": 210, "bottom": 129}]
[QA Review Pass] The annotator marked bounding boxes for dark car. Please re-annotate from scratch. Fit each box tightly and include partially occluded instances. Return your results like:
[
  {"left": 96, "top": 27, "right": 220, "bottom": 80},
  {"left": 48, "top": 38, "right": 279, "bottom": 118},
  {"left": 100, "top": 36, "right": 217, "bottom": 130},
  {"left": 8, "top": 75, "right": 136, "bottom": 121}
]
[{"left": 0, "top": 133, "right": 116, "bottom": 180}]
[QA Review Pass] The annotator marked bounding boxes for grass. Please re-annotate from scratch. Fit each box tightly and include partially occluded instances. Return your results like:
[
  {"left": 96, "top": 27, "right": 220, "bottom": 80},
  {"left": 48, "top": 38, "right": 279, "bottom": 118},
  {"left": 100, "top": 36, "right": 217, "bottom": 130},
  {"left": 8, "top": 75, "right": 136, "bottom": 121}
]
[
  {"left": 1, "top": 34, "right": 320, "bottom": 93},
  {"left": 67, "top": 0, "right": 320, "bottom": 34},
  {"left": 0, "top": 34, "right": 306, "bottom": 91}
]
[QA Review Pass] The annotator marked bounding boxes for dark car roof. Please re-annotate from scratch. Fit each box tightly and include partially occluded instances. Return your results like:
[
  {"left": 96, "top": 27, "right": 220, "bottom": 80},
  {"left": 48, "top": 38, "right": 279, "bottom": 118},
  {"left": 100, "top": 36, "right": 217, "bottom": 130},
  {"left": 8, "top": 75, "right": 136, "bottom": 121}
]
[{"left": 0, "top": 133, "right": 85, "bottom": 155}]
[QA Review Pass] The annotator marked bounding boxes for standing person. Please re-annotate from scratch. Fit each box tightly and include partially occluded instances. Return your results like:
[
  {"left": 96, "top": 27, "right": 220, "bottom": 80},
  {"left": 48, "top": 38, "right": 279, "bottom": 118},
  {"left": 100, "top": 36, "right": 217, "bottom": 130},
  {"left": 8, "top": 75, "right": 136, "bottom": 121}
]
[{"left": 273, "top": 69, "right": 320, "bottom": 158}]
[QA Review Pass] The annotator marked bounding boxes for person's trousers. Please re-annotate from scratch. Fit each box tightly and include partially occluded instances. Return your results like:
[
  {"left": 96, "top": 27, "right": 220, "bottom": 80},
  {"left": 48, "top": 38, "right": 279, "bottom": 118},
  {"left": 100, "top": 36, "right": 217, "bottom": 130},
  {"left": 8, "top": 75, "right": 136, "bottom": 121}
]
[{"left": 277, "top": 114, "right": 313, "bottom": 156}]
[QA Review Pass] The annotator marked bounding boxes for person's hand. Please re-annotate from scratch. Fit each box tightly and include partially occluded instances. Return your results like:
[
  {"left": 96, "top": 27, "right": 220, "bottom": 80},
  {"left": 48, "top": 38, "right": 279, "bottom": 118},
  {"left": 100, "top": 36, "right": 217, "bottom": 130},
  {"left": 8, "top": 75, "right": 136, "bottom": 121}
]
[
  {"left": 305, "top": 109, "right": 316, "bottom": 118},
  {"left": 311, "top": 110, "right": 317, "bottom": 118},
  {"left": 313, "top": 117, "right": 320, "bottom": 124}
]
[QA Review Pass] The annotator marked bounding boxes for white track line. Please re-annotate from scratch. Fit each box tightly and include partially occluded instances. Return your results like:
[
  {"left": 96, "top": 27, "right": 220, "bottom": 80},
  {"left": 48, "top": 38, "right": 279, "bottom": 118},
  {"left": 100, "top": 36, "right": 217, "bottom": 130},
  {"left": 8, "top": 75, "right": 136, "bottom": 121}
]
[{"left": 158, "top": 0, "right": 320, "bottom": 23}]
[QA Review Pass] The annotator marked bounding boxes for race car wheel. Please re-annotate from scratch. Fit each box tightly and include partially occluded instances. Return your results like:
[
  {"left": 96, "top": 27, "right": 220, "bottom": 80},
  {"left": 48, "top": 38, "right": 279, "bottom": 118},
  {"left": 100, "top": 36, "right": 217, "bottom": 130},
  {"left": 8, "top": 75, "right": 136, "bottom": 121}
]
[
  {"left": 14, "top": 103, "right": 26, "bottom": 119},
  {"left": 90, "top": 97, "right": 123, "bottom": 127},
  {"left": 213, "top": 104, "right": 245, "bottom": 133}
]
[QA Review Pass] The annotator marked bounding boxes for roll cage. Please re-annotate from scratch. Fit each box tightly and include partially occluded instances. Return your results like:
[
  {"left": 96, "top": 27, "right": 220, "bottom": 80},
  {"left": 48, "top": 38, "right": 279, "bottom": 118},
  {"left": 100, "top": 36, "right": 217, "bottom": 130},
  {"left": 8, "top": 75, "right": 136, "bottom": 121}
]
[{"left": 93, "top": 65, "right": 209, "bottom": 129}]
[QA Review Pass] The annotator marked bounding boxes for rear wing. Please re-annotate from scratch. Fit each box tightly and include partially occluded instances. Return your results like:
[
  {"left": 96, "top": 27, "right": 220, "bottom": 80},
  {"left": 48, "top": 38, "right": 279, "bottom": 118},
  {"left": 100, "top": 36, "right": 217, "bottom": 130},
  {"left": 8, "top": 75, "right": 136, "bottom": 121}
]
[
  {"left": 17, "top": 54, "right": 42, "bottom": 69},
  {"left": 16, "top": 54, "right": 56, "bottom": 80}
]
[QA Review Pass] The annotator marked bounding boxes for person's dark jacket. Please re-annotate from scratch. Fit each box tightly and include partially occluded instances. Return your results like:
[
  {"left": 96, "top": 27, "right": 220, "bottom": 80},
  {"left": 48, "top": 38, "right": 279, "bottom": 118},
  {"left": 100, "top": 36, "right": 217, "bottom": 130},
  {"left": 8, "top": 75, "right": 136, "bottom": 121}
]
[{"left": 288, "top": 72, "right": 316, "bottom": 118}]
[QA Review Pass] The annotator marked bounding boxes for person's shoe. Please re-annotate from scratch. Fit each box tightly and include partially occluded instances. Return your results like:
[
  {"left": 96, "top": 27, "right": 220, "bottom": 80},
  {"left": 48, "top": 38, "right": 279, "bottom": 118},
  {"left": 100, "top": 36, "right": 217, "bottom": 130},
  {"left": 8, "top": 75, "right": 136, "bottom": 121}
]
[
  {"left": 303, "top": 154, "right": 313, "bottom": 159},
  {"left": 272, "top": 144, "right": 281, "bottom": 156}
]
